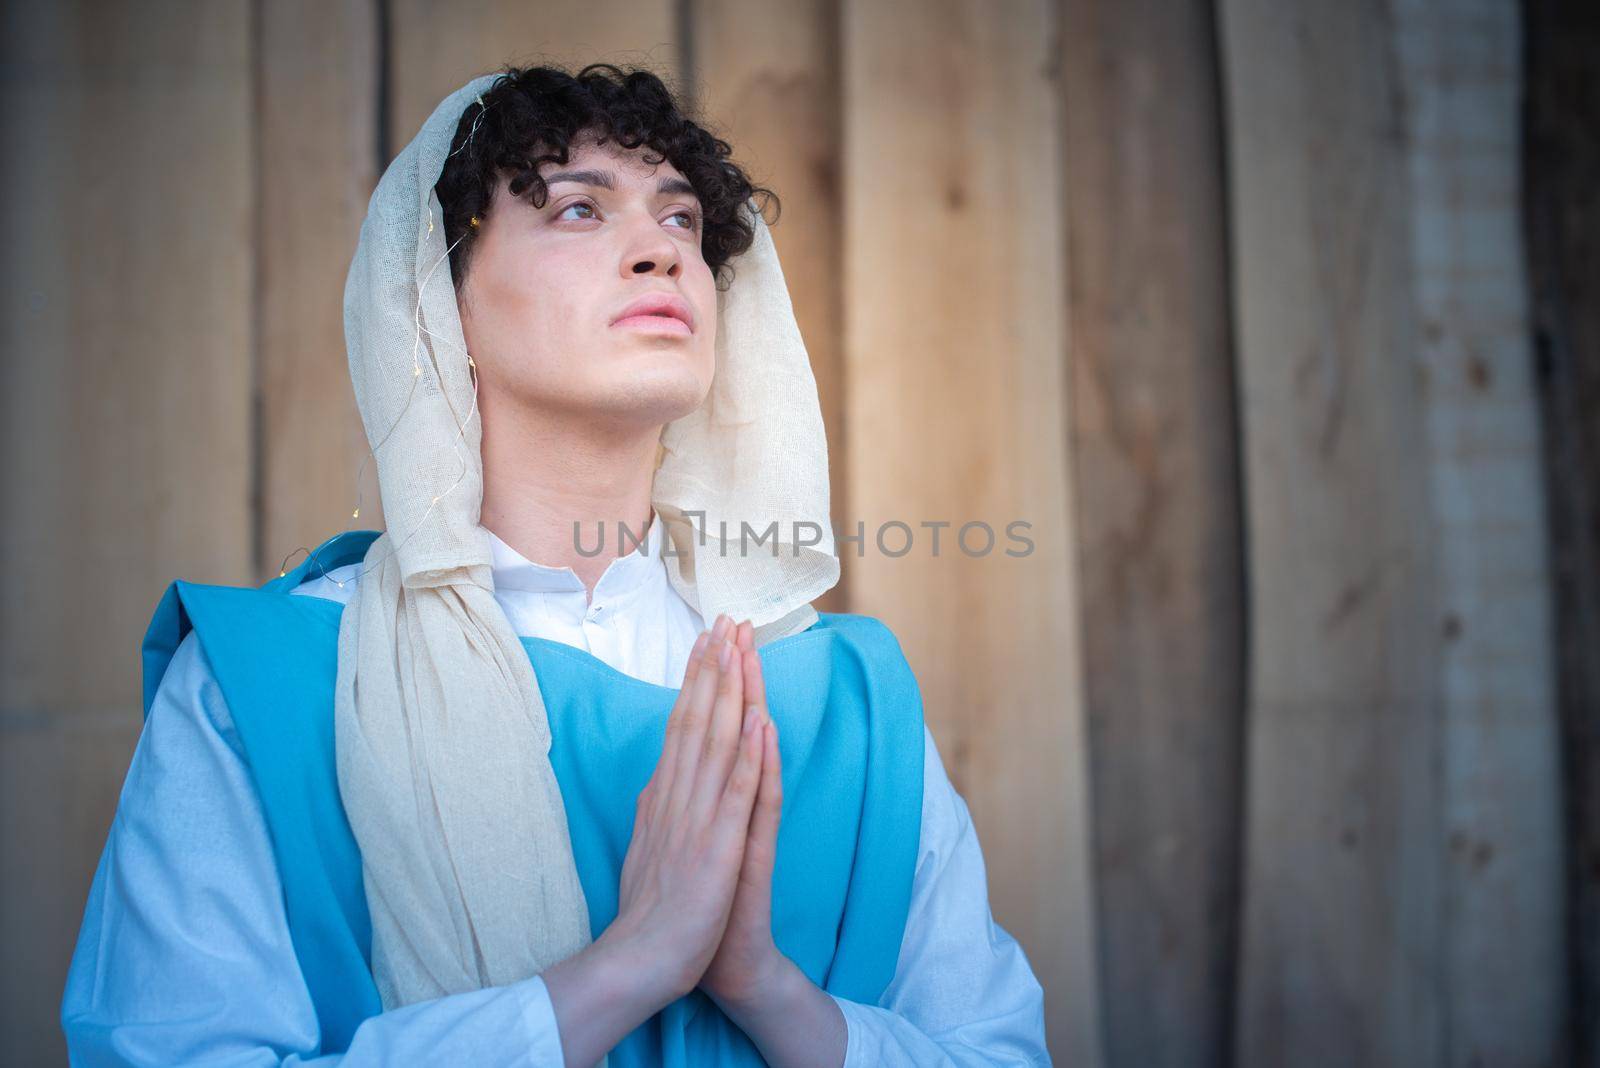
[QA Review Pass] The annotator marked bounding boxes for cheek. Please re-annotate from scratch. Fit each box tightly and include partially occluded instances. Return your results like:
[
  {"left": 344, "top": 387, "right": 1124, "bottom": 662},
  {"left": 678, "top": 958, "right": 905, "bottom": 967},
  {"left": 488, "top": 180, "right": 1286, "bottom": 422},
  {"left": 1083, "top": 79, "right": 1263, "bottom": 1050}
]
[
  {"left": 679, "top": 257, "right": 713, "bottom": 320},
  {"left": 474, "top": 252, "right": 589, "bottom": 364},
  {"left": 494, "top": 247, "right": 563, "bottom": 320},
  {"left": 694, "top": 279, "right": 719, "bottom": 373}
]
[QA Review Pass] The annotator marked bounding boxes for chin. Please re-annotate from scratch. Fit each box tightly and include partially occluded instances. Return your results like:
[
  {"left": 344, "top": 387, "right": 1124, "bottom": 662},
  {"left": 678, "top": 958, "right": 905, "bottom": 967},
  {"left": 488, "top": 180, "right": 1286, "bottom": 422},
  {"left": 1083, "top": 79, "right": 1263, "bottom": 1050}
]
[{"left": 592, "top": 365, "right": 712, "bottom": 427}]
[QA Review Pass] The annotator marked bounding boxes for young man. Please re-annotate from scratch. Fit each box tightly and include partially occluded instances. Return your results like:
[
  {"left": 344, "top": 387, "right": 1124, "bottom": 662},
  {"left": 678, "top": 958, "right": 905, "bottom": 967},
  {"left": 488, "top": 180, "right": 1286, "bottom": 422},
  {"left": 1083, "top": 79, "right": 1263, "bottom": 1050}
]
[{"left": 61, "top": 65, "right": 1049, "bottom": 1067}]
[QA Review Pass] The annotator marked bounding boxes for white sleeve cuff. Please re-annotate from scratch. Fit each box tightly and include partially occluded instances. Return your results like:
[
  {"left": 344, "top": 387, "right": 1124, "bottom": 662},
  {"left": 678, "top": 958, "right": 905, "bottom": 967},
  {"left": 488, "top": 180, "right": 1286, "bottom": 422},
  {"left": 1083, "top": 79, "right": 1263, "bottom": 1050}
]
[
  {"left": 516, "top": 975, "right": 567, "bottom": 1066},
  {"left": 828, "top": 992, "right": 864, "bottom": 1068}
]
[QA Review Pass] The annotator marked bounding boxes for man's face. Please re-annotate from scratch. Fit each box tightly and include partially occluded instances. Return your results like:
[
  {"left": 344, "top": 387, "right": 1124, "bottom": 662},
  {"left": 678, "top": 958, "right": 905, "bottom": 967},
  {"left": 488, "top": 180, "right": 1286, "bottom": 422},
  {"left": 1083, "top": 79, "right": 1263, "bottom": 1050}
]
[{"left": 457, "top": 132, "right": 717, "bottom": 432}]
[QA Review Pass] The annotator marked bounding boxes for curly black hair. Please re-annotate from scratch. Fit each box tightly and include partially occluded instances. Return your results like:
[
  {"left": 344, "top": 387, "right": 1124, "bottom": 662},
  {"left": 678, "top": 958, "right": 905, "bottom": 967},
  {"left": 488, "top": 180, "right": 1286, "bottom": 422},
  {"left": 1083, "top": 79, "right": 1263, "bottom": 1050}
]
[{"left": 434, "top": 62, "right": 779, "bottom": 293}]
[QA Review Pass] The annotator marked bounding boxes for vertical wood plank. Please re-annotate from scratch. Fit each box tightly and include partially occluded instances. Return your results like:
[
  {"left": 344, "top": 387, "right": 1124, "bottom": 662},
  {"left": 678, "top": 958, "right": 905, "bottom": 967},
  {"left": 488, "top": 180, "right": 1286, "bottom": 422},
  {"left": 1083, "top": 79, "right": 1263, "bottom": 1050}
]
[
  {"left": 0, "top": 2, "right": 254, "bottom": 1061},
  {"left": 687, "top": 0, "right": 847, "bottom": 614},
  {"left": 1218, "top": 1, "right": 1444, "bottom": 1064},
  {"left": 1523, "top": 0, "right": 1600, "bottom": 1062},
  {"left": 388, "top": 0, "right": 681, "bottom": 153},
  {"left": 843, "top": 1, "right": 1100, "bottom": 1061},
  {"left": 1394, "top": 0, "right": 1565, "bottom": 1062},
  {"left": 1060, "top": 0, "right": 1245, "bottom": 1064},
  {"left": 257, "top": 0, "right": 384, "bottom": 580}
]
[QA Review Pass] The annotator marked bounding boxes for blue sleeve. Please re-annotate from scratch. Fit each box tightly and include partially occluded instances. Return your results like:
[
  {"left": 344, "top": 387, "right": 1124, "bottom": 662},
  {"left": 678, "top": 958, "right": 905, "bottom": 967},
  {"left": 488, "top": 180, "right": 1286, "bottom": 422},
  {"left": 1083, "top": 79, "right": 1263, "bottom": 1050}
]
[
  {"left": 826, "top": 724, "right": 1051, "bottom": 1066},
  {"left": 59, "top": 630, "right": 568, "bottom": 1067}
]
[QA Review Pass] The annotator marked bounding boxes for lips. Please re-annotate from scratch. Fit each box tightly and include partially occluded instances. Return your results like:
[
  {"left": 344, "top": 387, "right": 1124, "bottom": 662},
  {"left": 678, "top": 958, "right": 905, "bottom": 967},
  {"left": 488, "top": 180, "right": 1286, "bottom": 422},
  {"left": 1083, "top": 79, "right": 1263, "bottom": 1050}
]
[{"left": 610, "top": 292, "right": 695, "bottom": 332}]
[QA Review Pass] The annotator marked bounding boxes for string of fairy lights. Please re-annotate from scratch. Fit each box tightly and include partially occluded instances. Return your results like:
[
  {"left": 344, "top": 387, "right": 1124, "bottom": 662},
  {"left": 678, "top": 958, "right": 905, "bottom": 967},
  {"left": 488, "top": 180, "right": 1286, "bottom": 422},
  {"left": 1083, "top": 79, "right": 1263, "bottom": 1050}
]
[{"left": 276, "top": 93, "right": 496, "bottom": 590}]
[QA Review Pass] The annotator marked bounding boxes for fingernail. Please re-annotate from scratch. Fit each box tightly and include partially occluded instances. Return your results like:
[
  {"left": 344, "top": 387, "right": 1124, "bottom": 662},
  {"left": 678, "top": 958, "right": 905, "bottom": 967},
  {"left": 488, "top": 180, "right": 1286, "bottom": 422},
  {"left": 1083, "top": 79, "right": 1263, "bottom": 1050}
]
[
  {"left": 718, "top": 640, "right": 734, "bottom": 671},
  {"left": 691, "top": 631, "right": 709, "bottom": 657},
  {"left": 712, "top": 613, "right": 731, "bottom": 640}
]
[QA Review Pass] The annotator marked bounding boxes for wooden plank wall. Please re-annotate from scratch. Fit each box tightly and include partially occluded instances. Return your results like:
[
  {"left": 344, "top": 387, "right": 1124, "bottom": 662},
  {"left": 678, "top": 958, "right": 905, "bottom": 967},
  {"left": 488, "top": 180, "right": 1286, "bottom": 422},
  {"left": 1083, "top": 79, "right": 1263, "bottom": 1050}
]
[
  {"left": 258, "top": 0, "right": 385, "bottom": 574},
  {"left": 840, "top": 2, "right": 1101, "bottom": 1062},
  {"left": 1, "top": 2, "right": 256, "bottom": 1059},
  {"left": 1394, "top": 1, "right": 1564, "bottom": 1063},
  {"left": 1061, "top": 1, "right": 1244, "bottom": 1065},
  {"left": 1220, "top": 0, "right": 1566, "bottom": 1065},
  {"left": 1220, "top": 1, "right": 1444, "bottom": 1064},
  {"left": 4, "top": 1, "right": 1583, "bottom": 1065}
]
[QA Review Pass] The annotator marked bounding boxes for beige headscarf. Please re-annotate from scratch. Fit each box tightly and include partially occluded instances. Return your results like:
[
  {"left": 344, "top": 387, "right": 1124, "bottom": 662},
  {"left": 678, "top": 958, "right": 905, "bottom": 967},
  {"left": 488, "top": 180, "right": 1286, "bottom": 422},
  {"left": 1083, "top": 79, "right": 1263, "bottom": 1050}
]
[{"left": 333, "top": 70, "right": 838, "bottom": 1021}]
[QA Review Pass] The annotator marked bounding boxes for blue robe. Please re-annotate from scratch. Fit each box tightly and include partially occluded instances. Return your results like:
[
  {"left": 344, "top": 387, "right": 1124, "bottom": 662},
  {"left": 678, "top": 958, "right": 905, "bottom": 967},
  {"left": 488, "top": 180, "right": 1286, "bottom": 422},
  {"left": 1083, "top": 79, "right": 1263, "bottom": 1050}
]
[{"left": 138, "top": 529, "right": 925, "bottom": 1064}]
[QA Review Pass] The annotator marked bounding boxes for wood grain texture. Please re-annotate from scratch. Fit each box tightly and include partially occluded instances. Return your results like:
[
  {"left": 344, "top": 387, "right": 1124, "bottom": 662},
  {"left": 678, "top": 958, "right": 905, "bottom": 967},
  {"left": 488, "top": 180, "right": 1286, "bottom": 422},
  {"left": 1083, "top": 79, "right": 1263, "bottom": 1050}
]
[
  {"left": 1394, "top": 0, "right": 1564, "bottom": 1062},
  {"left": 388, "top": 0, "right": 681, "bottom": 153},
  {"left": 1218, "top": 0, "right": 1444, "bottom": 1064},
  {"left": 0, "top": 1, "right": 254, "bottom": 709},
  {"left": 842, "top": 2, "right": 1100, "bottom": 1062},
  {"left": 688, "top": 0, "right": 847, "bottom": 614},
  {"left": 0, "top": 2, "right": 254, "bottom": 1062},
  {"left": 1060, "top": 0, "right": 1245, "bottom": 1064},
  {"left": 257, "top": 0, "right": 384, "bottom": 580}
]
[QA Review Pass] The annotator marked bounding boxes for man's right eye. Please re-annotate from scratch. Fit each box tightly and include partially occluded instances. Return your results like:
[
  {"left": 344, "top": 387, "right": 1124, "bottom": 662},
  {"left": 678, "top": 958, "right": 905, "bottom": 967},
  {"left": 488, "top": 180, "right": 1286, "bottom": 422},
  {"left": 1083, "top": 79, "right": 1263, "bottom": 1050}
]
[{"left": 556, "top": 200, "right": 598, "bottom": 222}]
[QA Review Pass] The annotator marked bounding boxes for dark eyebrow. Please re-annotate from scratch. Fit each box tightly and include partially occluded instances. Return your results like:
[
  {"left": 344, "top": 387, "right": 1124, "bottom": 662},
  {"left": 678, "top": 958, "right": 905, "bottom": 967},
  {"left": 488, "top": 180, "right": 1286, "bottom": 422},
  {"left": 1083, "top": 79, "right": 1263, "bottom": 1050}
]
[{"left": 542, "top": 169, "right": 700, "bottom": 201}]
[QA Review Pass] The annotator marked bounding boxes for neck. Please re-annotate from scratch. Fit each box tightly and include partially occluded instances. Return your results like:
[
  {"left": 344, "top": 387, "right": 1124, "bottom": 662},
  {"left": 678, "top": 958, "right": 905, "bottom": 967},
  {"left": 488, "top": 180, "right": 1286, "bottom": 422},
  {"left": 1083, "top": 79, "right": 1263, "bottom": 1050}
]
[{"left": 479, "top": 400, "right": 660, "bottom": 594}]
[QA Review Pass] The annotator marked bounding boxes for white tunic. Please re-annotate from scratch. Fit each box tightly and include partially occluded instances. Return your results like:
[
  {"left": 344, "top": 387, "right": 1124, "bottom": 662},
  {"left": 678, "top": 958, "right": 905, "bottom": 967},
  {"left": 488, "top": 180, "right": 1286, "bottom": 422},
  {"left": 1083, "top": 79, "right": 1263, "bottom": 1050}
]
[{"left": 61, "top": 511, "right": 1050, "bottom": 1066}]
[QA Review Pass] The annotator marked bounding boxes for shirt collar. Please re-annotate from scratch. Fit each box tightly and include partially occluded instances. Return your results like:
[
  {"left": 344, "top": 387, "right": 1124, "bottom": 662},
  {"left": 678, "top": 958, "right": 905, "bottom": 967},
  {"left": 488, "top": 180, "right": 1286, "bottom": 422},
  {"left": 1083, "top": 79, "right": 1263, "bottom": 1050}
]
[{"left": 486, "top": 510, "right": 666, "bottom": 599}]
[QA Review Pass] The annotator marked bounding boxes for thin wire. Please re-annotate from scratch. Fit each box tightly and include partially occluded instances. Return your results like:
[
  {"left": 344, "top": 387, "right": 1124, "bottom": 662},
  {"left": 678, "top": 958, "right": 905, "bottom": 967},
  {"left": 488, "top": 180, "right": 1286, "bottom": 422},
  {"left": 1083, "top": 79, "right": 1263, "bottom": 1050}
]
[
  {"left": 346, "top": 210, "right": 454, "bottom": 521},
  {"left": 445, "top": 94, "right": 490, "bottom": 160},
  {"left": 278, "top": 210, "right": 481, "bottom": 588},
  {"left": 279, "top": 92, "right": 500, "bottom": 588}
]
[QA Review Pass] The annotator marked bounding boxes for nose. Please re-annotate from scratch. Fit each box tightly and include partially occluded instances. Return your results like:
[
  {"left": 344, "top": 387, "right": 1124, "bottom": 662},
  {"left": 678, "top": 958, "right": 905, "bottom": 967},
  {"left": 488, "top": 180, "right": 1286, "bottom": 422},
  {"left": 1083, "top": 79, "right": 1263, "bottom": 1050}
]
[{"left": 619, "top": 211, "right": 685, "bottom": 280}]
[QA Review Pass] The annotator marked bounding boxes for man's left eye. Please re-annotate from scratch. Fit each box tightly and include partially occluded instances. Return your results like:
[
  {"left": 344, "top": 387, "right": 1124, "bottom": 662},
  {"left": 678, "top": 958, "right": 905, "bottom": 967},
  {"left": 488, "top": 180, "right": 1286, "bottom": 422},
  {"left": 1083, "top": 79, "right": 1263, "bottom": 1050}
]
[{"left": 667, "top": 210, "right": 698, "bottom": 230}]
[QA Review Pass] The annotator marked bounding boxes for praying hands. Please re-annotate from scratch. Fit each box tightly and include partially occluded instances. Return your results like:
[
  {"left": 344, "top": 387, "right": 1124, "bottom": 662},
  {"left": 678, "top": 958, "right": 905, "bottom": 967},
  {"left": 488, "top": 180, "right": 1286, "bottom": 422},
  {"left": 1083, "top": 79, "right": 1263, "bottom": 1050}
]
[
  {"left": 686, "top": 615, "right": 786, "bottom": 1005},
  {"left": 542, "top": 613, "right": 847, "bottom": 1067},
  {"left": 696, "top": 618, "right": 851, "bottom": 1067},
  {"left": 610, "top": 612, "right": 780, "bottom": 999}
]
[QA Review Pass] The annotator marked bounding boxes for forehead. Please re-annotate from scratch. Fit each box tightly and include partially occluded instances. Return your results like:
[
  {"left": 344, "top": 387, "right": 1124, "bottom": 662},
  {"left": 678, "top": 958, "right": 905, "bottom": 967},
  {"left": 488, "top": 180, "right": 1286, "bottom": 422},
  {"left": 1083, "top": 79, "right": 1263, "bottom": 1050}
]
[{"left": 546, "top": 133, "right": 688, "bottom": 182}]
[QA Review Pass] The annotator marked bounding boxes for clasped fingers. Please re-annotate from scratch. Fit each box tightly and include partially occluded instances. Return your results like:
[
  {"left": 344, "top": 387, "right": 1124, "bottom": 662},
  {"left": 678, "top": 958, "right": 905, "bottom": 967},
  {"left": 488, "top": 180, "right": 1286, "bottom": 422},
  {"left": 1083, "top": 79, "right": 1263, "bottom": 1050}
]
[
  {"left": 685, "top": 631, "right": 754, "bottom": 824},
  {"left": 651, "top": 615, "right": 748, "bottom": 826}
]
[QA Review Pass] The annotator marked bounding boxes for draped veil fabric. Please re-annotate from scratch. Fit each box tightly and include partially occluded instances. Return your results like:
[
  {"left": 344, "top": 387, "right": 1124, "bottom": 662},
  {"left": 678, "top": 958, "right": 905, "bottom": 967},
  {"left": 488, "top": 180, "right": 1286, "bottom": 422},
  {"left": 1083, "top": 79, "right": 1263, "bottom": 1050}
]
[{"left": 333, "top": 70, "right": 839, "bottom": 1031}]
